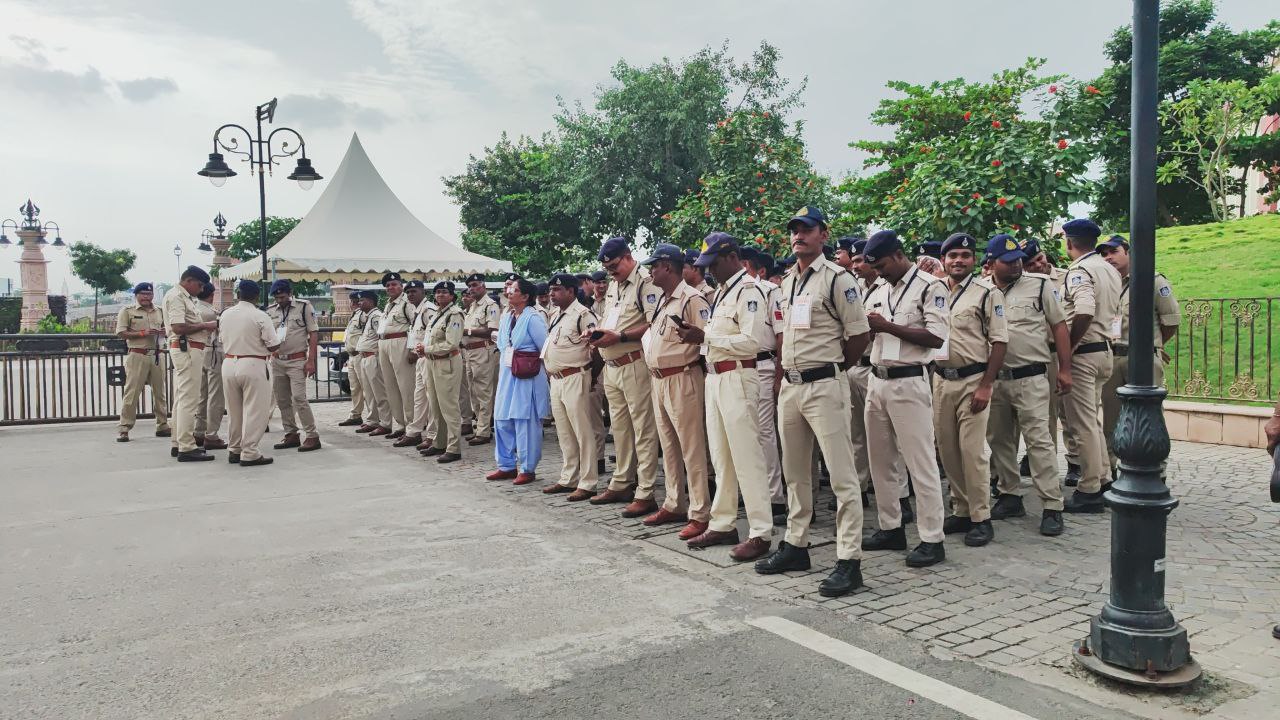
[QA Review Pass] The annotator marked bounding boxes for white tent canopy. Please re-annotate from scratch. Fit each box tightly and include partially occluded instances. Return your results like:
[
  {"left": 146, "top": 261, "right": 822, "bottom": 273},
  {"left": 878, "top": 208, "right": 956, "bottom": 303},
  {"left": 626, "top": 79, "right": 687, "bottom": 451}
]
[{"left": 222, "top": 133, "right": 510, "bottom": 282}]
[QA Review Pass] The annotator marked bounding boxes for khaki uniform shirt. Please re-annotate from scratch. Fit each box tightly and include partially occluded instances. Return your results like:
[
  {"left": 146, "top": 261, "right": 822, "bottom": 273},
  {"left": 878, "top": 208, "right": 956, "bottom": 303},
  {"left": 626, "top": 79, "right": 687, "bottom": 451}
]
[
  {"left": 266, "top": 299, "right": 318, "bottom": 357},
  {"left": 115, "top": 303, "right": 166, "bottom": 350},
  {"left": 779, "top": 256, "right": 870, "bottom": 371},
  {"left": 343, "top": 309, "right": 365, "bottom": 353},
  {"left": 534, "top": 303, "right": 551, "bottom": 324},
  {"left": 1063, "top": 251, "right": 1123, "bottom": 345},
  {"left": 599, "top": 264, "right": 662, "bottom": 362},
  {"left": 409, "top": 301, "right": 438, "bottom": 349},
  {"left": 355, "top": 309, "right": 383, "bottom": 353},
  {"left": 464, "top": 294, "right": 501, "bottom": 341},
  {"left": 695, "top": 281, "right": 717, "bottom": 305},
  {"left": 219, "top": 301, "right": 277, "bottom": 357},
  {"left": 197, "top": 300, "right": 222, "bottom": 367},
  {"left": 705, "top": 269, "right": 770, "bottom": 363},
  {"left": 380, "top": 294, "right": 415, "bottom": 336},
  {"left": 544, "top": 301, "right": 599, "bottom": 374},
  {"left": 1119, "top": 274, "right": 1181, "bottom": 347},
  {"left": 937, "top": 276, "right": 1008, "bottom": 368},
  {"left": 425, "top": 305, "right": 465, "bottom": 354},
  {"left": 864, "top": 267, "right": 950, "bottom": 367},
  {"left": 643, "top": 281, "right": 710, "bottom": 371},
  {"left": 756, "top": 277, "right": 783, "bottom": 354},
  {"left": 998, "top": 272, "right": 1066, "bottom": 367},
  {"left": 856, "top": 277, "right": 887, "bottom": 360},
  {"left": 162, "top": 286, "right": 210, "bottom": 344}
]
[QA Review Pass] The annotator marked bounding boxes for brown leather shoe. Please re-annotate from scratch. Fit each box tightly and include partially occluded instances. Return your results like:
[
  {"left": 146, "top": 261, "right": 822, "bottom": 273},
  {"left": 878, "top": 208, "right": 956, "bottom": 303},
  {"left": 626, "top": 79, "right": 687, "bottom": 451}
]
[
  {"left": 642, "top": 508, "right": 687, "bottom": 526},
  {"left": 116, "top": 430, "right": 129, "bottom": 443},
  {"left": 416, "top": 438, "right": 437, "bottom": 451},
  {"left": 368, "top": 426, "right": 391, "bottom": 437},
  {"left": 567, "top": 488, "right": 595, "bottom": 502},
  {"left": 486, "top": 469, "right": 518, "bottom": 481},
  {"left": 589, "top": 487, "right": 635, "bottom": 505},
  {"left": 513, "top": 472, "right": 536, "bottom": 486},
  {"left": 461, "top": 423, "right": 474, "bottom": 437},
  {"left": 387, "top": 429, "right": 405, "bottom": 440},
  {"left": 203, "top": 437, "right": 228, "bottom": 450},
  {"left": 686, "top": 528, "right": 740, "bottom": 549},
  {"left": 621, "top": 498, "right": 658, "bottom": 518},
  {"left": 678, "top": 520, "right": 709, "bottom": 540},
  {"left": 730, "top": 536, "right": 772, "bottom": 562},
  {"left": 298, "top": 436, "right": 322, "bottom": 452},
  {"left": 543, "top": 484, "right": 575, "bottom": 494},
  {"left": 355, "top": 424, "right": 376, "bottom": 433},
  {"left": 273, "top": 433, "right": 301, "bottom": 450},
  {"left": 436, "top": 452, "right": 462, "bottom": 464},
  {"left": 393, "top": 433, "right": 422, "bottom": 448},
  {"left": 194, "top": 434, "right": 205, "bottom": 447},
  {"left": 468, "top": 435, "right": 492, "bottom": 446},
  {"left": 421, "top": 446, "right": 445, "bottom": 457}
]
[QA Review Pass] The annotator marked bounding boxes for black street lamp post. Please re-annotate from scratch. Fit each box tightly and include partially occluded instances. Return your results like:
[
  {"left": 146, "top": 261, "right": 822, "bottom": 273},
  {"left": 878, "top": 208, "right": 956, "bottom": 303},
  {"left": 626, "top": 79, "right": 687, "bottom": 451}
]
[
  {"left": 1073, "top": 0, "right": 1201, "bottom": 687},
  {"left": 196, "top": 98, "right": 322, "bottom": 306}
]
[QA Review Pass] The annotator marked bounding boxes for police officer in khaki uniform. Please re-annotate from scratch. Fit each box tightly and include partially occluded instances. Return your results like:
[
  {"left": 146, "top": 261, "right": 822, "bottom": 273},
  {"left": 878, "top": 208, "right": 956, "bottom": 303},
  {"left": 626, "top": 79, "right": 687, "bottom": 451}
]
[
  {"left": 376, "top": 272, "right": 416, "bottom": 438},
  {"left": 541, "top": 273, "right": 602, "bottom": 500},
  {"left": 219, "top": 280, "right": 280, "bottom": 467},
  {"left": 535, "top": 282, "right": 553, "bottom": 323},
  {"left": 740, "top": 246, "right": 787, "bottom": 521},
  {"left": 755, "top": 207, "right": 872, "bottom": 598},
  {"left": 115, "top": 282, "right": 169, "bottom": 442},
  {"left": 195, "top": 282, "right": 227, "bottom": 450},
  {"left": 403, "top": 284, "right": 438, "bottom": 450},
  {"left": 266, "top": 279, "right": 321, "bottom": 452},
  {"left": 422, "top": 281, "right": 466, "bottom": 463},
  {"left": 683, "top": 250, "right": 718, "bottom": 304},
  {"left": 933, "top": 233, "right": 1008, "bottom": 547},
  {"left": 587, "top": 237, "right": 663, "bottom": 509},
  {"left": 861, "top": 230, "right": 951, "bottom": 567},
  {"left": 636, "top": 244, "right": 712, "bottom": 536},
  {"left": 461, "top": 274, "right": 501, "bottom": 445},
  {"left": 1098, "top": 235, "right": 1180, "bottom": 478},
  {"left": 986, "top": 236, "right": 1074, "bottom": 536},
  {"left": 353, "top": 291, "right": 392, "bottom": 435},
  {"left": 339, "top": 291, "right": 365, "bottom": 427},
  {"left": 1059, "top": 219, "right": 1123, "bottom": 513},
  {"left": 164, "top": 266, "right": 218, "bottom": 461},
  {"left": 682, "top": 233, "right": 776, "bottom": 562}
]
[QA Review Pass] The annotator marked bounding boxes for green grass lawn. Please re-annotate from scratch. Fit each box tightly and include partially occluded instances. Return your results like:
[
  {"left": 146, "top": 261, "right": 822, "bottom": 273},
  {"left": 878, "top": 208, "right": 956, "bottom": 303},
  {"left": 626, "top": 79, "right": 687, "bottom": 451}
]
[{"left": 1153, "top": 212, "right": 1280, "bottom": 299}]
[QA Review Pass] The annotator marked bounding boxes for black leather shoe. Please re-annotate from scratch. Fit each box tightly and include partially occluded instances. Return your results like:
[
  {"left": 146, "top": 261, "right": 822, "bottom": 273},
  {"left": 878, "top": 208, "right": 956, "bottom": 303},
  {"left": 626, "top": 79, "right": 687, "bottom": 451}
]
[
  {"left": 964, "top": 520, "right": 994, "bottom": 547},
  {"left": 862, "top": 526, "right": 907, "bottom": 551},
  {"left": 176, "top": 450, "right": 214, "bottom": 462},
  {"left": 754, "top": 541, "right": 811, "bottom": 575},
  {"left": 1063, "top": 462, "right": 1081, "bottom": 487},
  {"left": 241, "top": 456, "right": 274, "bottom": 467},
  {"left": 436, "top": 452, "right": 462, "bottom": 464},
  {"left": 170, "top": 447, "right": 179, "bottom": 457},
  {"left": 906, "top": 541, "right": 945, "bottom": 567},
  {"left": 1019, "top": 454, "right": 1031, "bottom": 477},
  {"left": 1064, "top": 489, "right": 1106, "bottom": 514},
  {"left": 990, "top": 494, "right": 1026, "bottom": 520},
  {"left": 228, "top": 453, "right": 240, "bottom": 464},
  {"left": 942, "top": 515, "right": 972, "bottom": 534},
  {"left": 818, "top": 559, "right": 863, "bottom": 597},
  {"left": 1272, "top": 625, "right": 1279, "bottom": 640},
  {"left": 900, "top": 497, "right": 915, "bottom": 524},
  {"left": 421, "top": 446, "right": 445, "bottom": 457},
  {"left": 1040, "top": 510, "right": 1064, "bottom": 536}
]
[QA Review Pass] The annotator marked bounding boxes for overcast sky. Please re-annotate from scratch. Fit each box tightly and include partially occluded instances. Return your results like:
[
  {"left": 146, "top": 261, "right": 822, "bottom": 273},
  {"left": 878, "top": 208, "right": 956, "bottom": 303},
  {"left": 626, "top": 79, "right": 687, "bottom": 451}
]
[{"left": 0, "top": 0, "right": 1272, "bottom": 294}]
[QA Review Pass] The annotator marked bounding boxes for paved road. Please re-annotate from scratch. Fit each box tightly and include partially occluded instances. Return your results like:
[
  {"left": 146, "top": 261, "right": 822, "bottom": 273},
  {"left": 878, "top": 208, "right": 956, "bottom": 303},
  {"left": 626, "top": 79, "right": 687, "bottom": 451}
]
[{"left": 0, "top": 415, "right": 1143, "bottom": 720}]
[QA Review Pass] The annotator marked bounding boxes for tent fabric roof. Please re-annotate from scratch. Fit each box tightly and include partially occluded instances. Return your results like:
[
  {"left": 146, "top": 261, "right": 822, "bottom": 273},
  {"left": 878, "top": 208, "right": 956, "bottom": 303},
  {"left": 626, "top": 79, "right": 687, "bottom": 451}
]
[{"left": 221, "top": 133, "right": 510, "bottom": 281}]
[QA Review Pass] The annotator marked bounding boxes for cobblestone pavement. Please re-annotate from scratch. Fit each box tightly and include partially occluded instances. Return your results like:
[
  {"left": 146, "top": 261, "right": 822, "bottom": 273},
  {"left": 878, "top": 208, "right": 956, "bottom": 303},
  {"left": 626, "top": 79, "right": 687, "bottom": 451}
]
[{"left": 343, "top": 402, "right": 1279, "bottom": 719}]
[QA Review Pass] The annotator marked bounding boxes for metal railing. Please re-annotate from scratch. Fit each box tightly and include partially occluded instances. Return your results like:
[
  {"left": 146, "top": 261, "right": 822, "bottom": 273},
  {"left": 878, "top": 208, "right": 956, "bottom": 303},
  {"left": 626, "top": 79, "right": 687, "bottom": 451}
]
[{"left": 1166, "top": 297, "right": 1276, "bottom": 405}]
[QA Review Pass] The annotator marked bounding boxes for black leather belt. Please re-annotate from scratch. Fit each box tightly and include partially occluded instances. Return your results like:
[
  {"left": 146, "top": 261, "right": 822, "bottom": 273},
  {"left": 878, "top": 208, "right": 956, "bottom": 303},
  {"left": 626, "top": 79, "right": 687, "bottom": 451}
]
[
  {"left": 997, "top": 362, "right": 1047, "bottom": 380},
  {"left": 858, "top": 356, "right": 873, "bottom": 367},
  {"left": 937, "top": 362, "right": 987, "bottom": 381},
  {"left": 782, "top": 364, "right": 838, "bottom": 384},
  {"left": 756, "top": 350, "right": 775, "bottom": 362},
  {"left": 871, "top": 364, "right": 926, "bottom": 380},
  {"left": 1113, "top": 344, "right": 1127, "bottom": 357},
  {"left": 1076, "top": 341, "right": 1110, "bottom": 354}
]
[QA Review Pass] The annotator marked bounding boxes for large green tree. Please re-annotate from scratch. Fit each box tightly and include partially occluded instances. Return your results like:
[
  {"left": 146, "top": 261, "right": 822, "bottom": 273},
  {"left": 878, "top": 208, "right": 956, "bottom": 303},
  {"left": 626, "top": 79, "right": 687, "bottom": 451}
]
[
  {"left": 226, "top": 216, "right": 301, "bottom": 261},
  {"left": 1076, "top": 0, "right": 1280, "bottom": 226},
  {"left": 69, "top": 242, "right": 136, "bottom": 323},
  {"left": 837, "top": 59, "right": 1096, "bottom": 259}
]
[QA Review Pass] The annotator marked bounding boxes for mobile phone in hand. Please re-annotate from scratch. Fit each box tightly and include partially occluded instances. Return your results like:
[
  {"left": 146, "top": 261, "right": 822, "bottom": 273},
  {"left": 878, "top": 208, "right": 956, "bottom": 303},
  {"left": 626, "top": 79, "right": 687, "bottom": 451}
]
[
  {"left": 588, "top": 329, "right": 605, "bottom": 342},
  {"left": 669, "top": 314, "right": 687, "bottom": 328}
]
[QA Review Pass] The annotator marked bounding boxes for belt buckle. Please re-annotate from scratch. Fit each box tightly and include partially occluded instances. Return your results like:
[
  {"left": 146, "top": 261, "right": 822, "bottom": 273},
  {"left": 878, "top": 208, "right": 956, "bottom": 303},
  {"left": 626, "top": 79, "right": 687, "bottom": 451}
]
[
  {"left": 997, "top": 368, "right": 1013, "bottom": 381},
  {"left": 941, "top": 368, "right": 959, "bottom": 381},
  {"left": 785, "top": 370, "right": 803, "bottom": 384},
  {"left": 872, "top": 366, "right": 887, "bottom": 380}
]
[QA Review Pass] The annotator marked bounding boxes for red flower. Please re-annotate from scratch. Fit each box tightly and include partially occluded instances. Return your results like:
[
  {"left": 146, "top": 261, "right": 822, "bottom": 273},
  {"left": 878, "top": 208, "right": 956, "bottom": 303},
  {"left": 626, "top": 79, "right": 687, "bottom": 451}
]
[
  {"left": 734, "top": 206, "right": 743, "bottom": 213},
  {"left": 755, "top": 171, "right": 764, "bottom": 178},
  {"left": 920, "top": 145, "right": 931, "bottom": 153},
  {"left": 703, "top": 210, "right": 710, "bottom": 217},
  {"left": 991, "top": 120, "right": 1002, "bottom": 129},
  {"left": 762, "top": 112, "right": 770, "bottom": 118},
  {"left": 997, "top": 197, "right": 1008, "bottom": 206},
  {"left": 747, "top": 216, "right": 755, "bottom": 222},
  {"left": 1011, "top": 224, "right": 1021, "bottom": 231},
  {"left": 991, "top": 159, "right": 1002, "bottom": 167},
  {"left": 757, "top": 186, "right": 766, "bottom": 193},
  {"left": 1057, "top": 139, "right": 1069, "bottom": 149},
  {"left": 716, "top": 121, "right": 726, "bottom": 128},
  {"left": 971, "top": 192, "right": 982, "bottom": 199},
  {"left": 961, "top": 205, "right": 970, "bottom": 213},
  {"left": 1015, "top": 202, "right": 1024, "bottom": 210},
  {"left": 1086, "top": 85, "right": 1100, "bottom": 95},
  {"left": 963, "top": 111, "right": 971, "bottom": 121},
  {"left": 1055, "top": 170, "right": 1063, "bottom": 177},
  {"left": 1049, "top": 84, "right": 1058, "bottom": 93}
]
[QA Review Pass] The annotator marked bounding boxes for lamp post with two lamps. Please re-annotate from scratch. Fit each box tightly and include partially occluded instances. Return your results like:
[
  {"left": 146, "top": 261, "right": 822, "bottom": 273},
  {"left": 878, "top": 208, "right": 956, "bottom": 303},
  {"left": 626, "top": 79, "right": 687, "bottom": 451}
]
[{"left": 1, "top": 199, "right": 65, "bottom": 331}]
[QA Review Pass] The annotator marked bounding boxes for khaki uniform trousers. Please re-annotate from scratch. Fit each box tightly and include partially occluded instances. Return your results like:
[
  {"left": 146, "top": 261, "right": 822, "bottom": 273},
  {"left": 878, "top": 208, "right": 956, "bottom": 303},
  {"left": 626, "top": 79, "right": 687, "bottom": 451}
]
[
  {"left": 377, "top": 337, "right": 415, "bottom": 431},
  {"left": 460, "top": 363, "right": 473, "bottom": 426},
  {"left": 1062, "top": 350, "right": 1113, "bottom": 493},
  {"left": 653, "top": 367, "right": 710, "bottom": 521},
  {"left": 989, "top": 373, "right": 1063, "bottom": 510},
  {"left": 933, "top": 375, "right": 993, "bottom": 522},
  {"left": 197, "top": 353, "right": 225, "bottom": 438},
  {"left": 271, "top": 357, "right": 317, "bottom": 439},
  {"left": 171, "top": 346, "right": 206, "bottom": 453},
  {"left": 866, "top": 373, "right": 946, "bottom": 543},
  {"left": 755, "top": 361, "right": 784, "bottom": 503},
  {"left": 589, "top": 377, "right": 606, "bottom": 462},
  {"left": 463, "top": 346, "right": 498, "bottom": 439},
  {"left": 223, "top": 357, "right": 272, "bottom": 461},
  {"left": 846, "top": 366, "right": 874, "bottom": 494},
  {"left": 1102, "top": 352, "right": 1164, "bottom": 472},
  {"left": 707, "top": 367, "right": 774, "bottom": 539},
  {"left": 346, "top": 353, "right": 364, "bottom": 421},
  {"left": 603, "top": 360, "right": 660, "bottom": 498},
  {"left": 426, "top": 354, "right": 463, "bottom": 454},
  {"left": 550, "top": 370, "right": 599, "bottom": 491},
  {"left": 119, "top": 350, "right": 169, "bottom": 432},
  {"left": 778, "top": 375, "right": 864, "bottom": 560},
  {"left": 406, "top": 358, "right": 438, "bottom": 439},
  {"left": 357, "top": 355, "right": 391, "bottom": 429}
]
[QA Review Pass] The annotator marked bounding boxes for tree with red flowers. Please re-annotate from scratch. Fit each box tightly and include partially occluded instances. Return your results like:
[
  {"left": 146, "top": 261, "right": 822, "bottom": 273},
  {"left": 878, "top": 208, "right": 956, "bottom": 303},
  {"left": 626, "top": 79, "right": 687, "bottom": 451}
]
[{"left": 837, "top": 58, "right": 1096, "bottom": 260}]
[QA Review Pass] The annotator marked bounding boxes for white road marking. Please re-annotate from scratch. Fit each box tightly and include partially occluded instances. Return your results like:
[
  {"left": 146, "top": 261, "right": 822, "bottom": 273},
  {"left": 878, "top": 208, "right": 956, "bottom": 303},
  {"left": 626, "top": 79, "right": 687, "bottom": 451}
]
[{"left": 749, "top": 615, "right": 1039, "bottom": 720}]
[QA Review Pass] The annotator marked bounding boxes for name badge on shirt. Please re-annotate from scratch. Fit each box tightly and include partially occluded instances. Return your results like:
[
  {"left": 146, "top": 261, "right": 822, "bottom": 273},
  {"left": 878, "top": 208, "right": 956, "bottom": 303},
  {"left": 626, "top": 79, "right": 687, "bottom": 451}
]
[
  {"left": 276, "top": 324, "right": 288, "bottom": 344},
  {"left": 933, "top": 338, "right": 950, "bottom": 362},
  {"left": 789, "top": 297, "right": 811, "bottom": 329},
  {"left": 502, "top": 347, "right": 514, "bottom": 368},
  {"left": 1110, "top": 317, "right": 1122, "bottom": 339},
  {"left": 602, "top": 306, "right": 621, "bottom": 331},
  {"left": 377, "top": 313, "right": 390, "bottom": 335}
]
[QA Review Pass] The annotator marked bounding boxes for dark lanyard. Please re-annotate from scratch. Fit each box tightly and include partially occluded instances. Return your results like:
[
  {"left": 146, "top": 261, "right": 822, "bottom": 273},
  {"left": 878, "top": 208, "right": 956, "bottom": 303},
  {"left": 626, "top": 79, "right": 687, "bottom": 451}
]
[
  {"left": 788, "top": 267, "right": 816, "bottom": 305},
  {"left": 547, "top": 309, "right": 568, "bottom": 334},
  {"left": 948, "top": 275, "right": 975, "bottom": 310},
  {"left": 711, "top": 271, "right": 746, "bottom": 316},
  {"left": 276, "top": 303, "right": 291, "bottom": 327},
  {"left": 886, "top": 268, "right": 920, "bottom": 318}
]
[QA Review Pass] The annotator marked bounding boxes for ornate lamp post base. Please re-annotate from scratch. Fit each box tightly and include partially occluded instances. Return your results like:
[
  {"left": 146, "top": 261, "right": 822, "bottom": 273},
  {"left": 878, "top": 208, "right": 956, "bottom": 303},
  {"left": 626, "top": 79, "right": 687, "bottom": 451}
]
[{"left": 1073, "top": 639, "right": 1201, "bottom": 688}]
